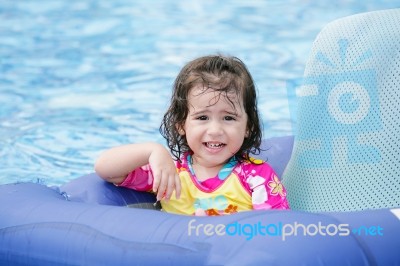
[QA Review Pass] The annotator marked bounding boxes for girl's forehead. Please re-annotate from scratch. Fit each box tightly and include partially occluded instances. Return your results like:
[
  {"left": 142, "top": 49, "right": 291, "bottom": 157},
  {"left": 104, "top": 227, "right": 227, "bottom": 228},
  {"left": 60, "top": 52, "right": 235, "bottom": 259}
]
[
  {"left": 188, "top": 85, "right": 243, "bottom": 109},
  {"left": 188, "top": 84, "right": 240, "bottom": 99}
]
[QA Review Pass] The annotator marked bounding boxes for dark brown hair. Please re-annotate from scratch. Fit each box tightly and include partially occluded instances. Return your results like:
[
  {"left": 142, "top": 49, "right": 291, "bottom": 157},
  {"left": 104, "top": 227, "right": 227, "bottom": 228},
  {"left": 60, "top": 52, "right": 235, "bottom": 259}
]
[{"left": 160, "top": 54, "right": 263, "bottom": 162}]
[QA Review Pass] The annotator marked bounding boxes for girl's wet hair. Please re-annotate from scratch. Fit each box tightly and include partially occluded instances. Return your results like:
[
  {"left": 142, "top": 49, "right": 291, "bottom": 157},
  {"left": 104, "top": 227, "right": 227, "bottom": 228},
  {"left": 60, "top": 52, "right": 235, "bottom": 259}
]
[{"left": 160, "top": 54, "right": 263, "bottom": 162}]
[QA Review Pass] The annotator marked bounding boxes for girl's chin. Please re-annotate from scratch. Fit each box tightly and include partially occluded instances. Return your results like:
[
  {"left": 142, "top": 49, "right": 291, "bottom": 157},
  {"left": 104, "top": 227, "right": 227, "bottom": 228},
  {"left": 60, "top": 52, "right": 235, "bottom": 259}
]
[{"left": 194, "top": 151, "right": 232, "bottom": 166}]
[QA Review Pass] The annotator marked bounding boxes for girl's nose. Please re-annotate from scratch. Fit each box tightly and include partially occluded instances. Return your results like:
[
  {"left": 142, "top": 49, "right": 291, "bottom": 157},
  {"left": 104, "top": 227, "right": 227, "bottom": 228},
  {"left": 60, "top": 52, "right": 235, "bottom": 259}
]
[{"left": 207, "top": 120, "right": 223, "bottom": 136}]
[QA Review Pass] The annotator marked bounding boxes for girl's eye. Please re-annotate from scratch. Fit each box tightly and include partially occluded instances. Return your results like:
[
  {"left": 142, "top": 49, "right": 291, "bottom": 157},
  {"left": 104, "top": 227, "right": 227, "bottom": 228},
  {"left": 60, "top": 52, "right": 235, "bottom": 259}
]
[
  {"left": 197, "top": 115, "right": 208, "bottom": 120},
  {"left": 224, "top": 116, "right": 236, "bottom": 121}
]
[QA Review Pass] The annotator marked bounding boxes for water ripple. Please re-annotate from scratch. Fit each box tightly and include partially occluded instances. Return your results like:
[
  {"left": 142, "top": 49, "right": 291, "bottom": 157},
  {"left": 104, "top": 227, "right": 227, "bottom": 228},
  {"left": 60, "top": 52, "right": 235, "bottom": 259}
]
[{"left": 1, "top": 0, "right": 398, "bottom": 185}]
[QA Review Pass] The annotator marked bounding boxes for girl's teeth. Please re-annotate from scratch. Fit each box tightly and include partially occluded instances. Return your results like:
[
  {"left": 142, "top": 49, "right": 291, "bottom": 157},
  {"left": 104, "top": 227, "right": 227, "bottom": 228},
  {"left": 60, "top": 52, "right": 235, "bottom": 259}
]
[{"left": 206, "top": 142, "right": 224, "bottom": 148}]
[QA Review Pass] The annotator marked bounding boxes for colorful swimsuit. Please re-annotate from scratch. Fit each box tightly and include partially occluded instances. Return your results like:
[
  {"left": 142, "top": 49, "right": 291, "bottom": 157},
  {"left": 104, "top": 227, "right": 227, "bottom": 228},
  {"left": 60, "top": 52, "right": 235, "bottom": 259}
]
[{"left": 119, "top": 153, "right": 289, "bottom": 216}]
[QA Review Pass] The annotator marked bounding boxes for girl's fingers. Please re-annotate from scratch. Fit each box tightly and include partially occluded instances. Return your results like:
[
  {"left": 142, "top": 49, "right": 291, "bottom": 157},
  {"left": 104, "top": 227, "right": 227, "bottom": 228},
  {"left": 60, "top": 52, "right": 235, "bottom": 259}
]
[
  {"left": 157, "top": 171, "right": 171, "bottom": 200},
  {"left": 174, "top": 174, "right": 181, "bottom": 199},
  {"left": 164, "top": 175, "right": 180, "bottom": 201},
  {"left": 152, "top": 170, "right": 160, "bottom": 193},
  {"left": 156, "top": 172, "right": 168, "bottom": 201},
  {"left": 164, "top": 174, "right": 175, "bottom": 201},
  {"left": 151, "top": 168, "right": 180, "bottom": 201}
]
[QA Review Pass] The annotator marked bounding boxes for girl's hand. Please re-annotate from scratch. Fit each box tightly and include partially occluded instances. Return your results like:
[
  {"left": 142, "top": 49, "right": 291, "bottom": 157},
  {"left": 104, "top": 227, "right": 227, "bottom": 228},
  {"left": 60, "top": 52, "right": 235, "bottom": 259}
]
[{"left": 148, "top": 145, "right": 181, "bottom": 201}]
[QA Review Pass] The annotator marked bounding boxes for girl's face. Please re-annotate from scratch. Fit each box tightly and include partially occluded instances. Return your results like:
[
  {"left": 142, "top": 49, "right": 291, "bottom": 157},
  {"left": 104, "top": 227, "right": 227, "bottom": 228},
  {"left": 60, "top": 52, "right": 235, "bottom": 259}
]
[{"left": 181, "top": 85, "right": 248, "bottom": 169}]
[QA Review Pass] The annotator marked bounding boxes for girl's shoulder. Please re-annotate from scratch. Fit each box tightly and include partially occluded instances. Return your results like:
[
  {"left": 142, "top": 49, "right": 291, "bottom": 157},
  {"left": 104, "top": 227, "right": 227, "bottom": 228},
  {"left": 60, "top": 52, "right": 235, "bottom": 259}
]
[{"left": 234, "top": 157, "right": 276, "bottom": 176}]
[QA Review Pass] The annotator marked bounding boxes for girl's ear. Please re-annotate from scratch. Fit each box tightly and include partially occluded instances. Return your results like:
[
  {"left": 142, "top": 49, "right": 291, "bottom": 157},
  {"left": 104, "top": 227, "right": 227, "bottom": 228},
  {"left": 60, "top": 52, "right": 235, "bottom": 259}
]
[
  {"left": 245, "top": 128, "right": 250, "bottom": 138},
  {"left": 176, "top": 124, "right": 185, "bottom": 135}
]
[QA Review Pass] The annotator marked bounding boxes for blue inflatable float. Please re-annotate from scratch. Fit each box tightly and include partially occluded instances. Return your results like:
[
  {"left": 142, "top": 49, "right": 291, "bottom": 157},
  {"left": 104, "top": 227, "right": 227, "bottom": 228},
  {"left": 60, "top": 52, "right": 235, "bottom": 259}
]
[
  {"left": 0, "top": 135, "right": 399, "bottom": 265},
  {"left": 1, "top": 9, "right": 400, "bottom": 266}
]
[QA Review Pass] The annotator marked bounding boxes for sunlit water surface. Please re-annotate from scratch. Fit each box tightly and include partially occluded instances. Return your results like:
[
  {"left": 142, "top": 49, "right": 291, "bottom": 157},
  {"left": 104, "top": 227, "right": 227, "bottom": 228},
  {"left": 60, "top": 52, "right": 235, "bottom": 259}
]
[{"left": 1, "top": 0, "right": 398, "bottom": 185}]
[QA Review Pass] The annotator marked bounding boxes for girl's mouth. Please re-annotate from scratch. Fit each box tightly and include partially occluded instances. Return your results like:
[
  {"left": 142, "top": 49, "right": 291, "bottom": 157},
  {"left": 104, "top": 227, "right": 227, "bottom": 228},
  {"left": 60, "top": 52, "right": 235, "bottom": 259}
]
[{"left": 204, "top": 142, "right": 226, "bottom": 149}]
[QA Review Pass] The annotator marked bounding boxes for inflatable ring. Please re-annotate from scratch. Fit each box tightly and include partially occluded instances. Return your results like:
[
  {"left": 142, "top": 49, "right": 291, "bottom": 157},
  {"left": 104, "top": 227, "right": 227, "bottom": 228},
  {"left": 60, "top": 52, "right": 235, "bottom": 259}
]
[{"left": 1, "top": 136, "right": 399, "bottom": 265}]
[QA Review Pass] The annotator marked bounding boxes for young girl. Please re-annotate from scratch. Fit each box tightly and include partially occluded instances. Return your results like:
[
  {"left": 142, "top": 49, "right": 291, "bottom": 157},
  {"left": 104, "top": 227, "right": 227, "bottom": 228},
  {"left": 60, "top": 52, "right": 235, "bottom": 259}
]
[{"left": 95, "top": 55, "right": 289, "bottom": 216}]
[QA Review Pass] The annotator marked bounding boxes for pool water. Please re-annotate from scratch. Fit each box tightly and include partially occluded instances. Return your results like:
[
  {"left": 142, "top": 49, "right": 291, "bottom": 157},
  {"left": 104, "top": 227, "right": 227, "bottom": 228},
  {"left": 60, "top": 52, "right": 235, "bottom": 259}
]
[{"left": 1, "top": 1, "right": 398, "bottom": 185}]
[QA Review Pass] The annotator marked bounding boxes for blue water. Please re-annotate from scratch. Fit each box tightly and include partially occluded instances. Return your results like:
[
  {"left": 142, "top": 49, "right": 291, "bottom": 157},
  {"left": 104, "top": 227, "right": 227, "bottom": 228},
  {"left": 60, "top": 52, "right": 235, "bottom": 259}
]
[{"left": 1, "top": 1, "right": 398, "bottom": 185}]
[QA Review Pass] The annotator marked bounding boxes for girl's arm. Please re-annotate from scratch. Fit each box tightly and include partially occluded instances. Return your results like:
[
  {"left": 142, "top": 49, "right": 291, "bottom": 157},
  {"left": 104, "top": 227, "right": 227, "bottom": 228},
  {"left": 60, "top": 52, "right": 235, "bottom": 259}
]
[{"left": 94, "top": 142, "right": 181, "bottom": 201}]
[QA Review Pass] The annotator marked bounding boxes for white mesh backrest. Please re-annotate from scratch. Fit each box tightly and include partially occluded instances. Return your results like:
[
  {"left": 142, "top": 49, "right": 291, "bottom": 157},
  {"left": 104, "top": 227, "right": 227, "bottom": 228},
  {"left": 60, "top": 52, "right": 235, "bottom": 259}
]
[{"left": 283, "top": 9, "right": 400, "bottom": 211}]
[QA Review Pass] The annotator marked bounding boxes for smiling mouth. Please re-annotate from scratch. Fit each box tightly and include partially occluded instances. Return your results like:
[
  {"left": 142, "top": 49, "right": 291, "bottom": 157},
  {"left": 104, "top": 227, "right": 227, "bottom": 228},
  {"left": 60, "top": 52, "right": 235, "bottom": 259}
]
[{"left": 204, "top": 142, "right": 226, "bottom": 149}]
